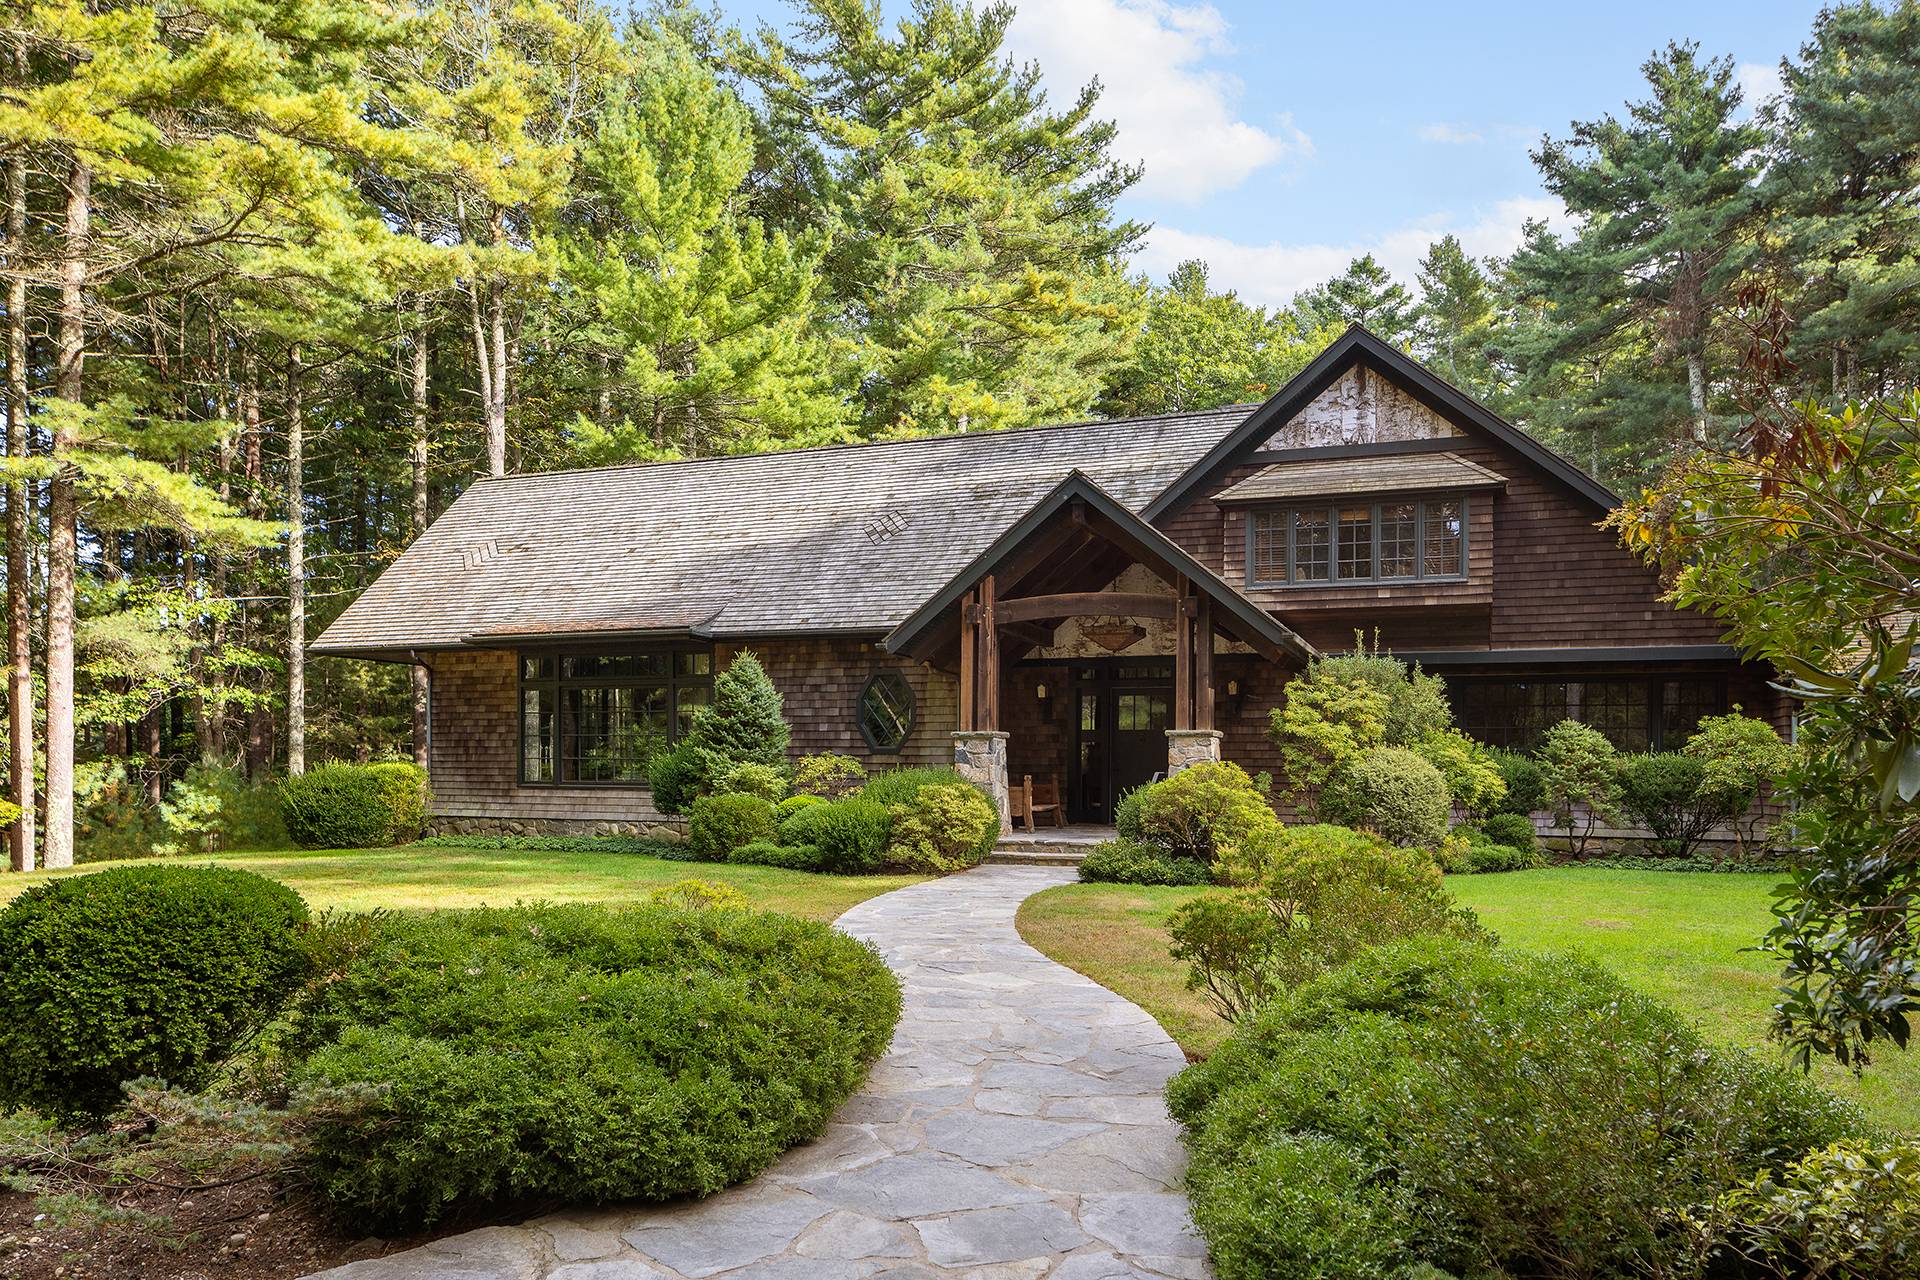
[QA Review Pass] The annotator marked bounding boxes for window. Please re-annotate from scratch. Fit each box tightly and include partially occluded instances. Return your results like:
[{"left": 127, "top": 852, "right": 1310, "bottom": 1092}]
[
  {"left": 1447, "top": 675, "right": 1724, "bottom": 752},
  {"left": 518, "top": 646, "right": 712, "bottom": 786},
  {"left": 1248, "top": 497, "right": 1469, "bottom": 587},
  {"left": 858, "top": 670, "right": 916, "bottom": 752}
]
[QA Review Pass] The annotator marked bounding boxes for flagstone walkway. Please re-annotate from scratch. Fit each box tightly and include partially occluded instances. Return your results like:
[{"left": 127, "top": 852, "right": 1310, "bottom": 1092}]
[{"left": 310, "top": 865, "right": 1209, "bottom": 1280}]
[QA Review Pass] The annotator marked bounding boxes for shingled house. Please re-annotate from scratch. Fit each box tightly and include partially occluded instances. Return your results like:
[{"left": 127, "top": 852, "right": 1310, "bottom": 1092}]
[{"left": 312, "top": 327, "right": 1773, "bottom": 836}]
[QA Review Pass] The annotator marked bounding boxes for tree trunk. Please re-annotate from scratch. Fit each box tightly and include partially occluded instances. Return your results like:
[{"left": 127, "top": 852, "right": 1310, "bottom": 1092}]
[
  {"left": 1685, "top": 351, "right": 1708, "bottom": 444},
  {"left": 42, "top": 160, "right": 88, "bottom": 869},
  {"left": 486, "top": 280, "right": 507, "bottom": 477},
  {"left": 5, "top": 142, "right": 33, "bottom": 872},
  {"left": 286, "top": 346, "right": 305, "bottom": 776},
  {"left": 409, "top": 298, "right": 430, "bottom": 768}
]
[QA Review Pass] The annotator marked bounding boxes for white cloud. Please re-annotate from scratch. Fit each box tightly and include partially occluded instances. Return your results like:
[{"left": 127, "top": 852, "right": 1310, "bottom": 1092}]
[
  {"left": 1735, "top": 61, "right": 1784, "bottom": 115},
  {"left": 1135, "top": 196, "right": 1575, "bottom": 310},
  {"left": 1417, "top": 122, "right": 1483, "bottom": 145},
  {"left": 1004, "top": 0, "right": 1309, "bottom": 203}
]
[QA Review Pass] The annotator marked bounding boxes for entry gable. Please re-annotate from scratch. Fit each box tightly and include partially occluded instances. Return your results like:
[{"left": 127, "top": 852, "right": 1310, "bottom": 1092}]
[{"left": 1142, "top": 325, "right": 1617, "bottom": 522}]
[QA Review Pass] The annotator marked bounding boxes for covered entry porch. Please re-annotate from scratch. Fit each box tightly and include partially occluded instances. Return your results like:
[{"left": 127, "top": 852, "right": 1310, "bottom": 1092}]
[{"left": 884, "top": 472, "right": 1315, "bottom": 833}]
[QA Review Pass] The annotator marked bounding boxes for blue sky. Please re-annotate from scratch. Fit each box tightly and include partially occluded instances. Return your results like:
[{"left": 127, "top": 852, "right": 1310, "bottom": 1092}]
[{"left": 724, "top": 1, "right": 1828, "bottom": 309}]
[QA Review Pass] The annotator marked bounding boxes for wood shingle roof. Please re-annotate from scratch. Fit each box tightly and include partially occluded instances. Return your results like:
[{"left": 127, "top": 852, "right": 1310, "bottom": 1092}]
[{"left": 310, "top": 407, "right": 1256, "bottom": 658}]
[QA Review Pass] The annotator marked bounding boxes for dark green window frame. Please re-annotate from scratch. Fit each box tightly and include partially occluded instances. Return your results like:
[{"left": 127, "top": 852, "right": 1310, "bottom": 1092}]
[
  {"left": 518, "top": 645, "right": 713, "bottom": 787},
  {"left": 1247, "top": 496, "right": 1468, "bottom": 588},
  {"left": 1445, "top": 674, "right": 1727, "bottom": 753}
]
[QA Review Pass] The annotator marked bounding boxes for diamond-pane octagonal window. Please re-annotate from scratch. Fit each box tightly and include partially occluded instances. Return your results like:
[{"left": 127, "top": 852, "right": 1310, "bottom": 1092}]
[{"left": 858, "top": 671, "right": 916, "bottom": 753}]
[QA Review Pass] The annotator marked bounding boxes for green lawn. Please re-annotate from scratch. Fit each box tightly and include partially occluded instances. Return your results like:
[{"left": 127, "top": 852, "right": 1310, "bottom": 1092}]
[
  {"left": 1018, "top": 868, "right": 1920, "bottom": 1133},
  {"left": 0, "top": 844, "right": 926, "bottom": 921}
]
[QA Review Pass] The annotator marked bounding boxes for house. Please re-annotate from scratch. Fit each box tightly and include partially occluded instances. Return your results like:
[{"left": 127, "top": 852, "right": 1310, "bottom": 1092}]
[{"left": 312, "top": 327, "right": 1777, "bottom": 836}]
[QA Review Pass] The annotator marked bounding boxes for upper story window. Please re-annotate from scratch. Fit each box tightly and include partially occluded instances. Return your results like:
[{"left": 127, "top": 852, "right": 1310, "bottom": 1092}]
[
  {"left": 519, "top": 646, "right": 713, "bottom": 786},
  {"left": 1248, "top": 497, "right": 1466, "bottom": 588}
]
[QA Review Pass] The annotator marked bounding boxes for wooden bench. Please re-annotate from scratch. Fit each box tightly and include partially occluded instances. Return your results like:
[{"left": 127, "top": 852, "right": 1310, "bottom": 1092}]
[{"left": 1009, "top": 773, "right": 1066, "bottom": 833}]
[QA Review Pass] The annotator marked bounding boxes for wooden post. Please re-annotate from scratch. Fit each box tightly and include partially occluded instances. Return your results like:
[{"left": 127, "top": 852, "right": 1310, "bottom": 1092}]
[
  {"left": 1172, "top": 576, "right": 1192, "bottom": 731},
  {"left": 1195, "top": 593, "right": 1215, "bottom": 730},
  {"left": 980, "top": 573, "right": 1000, "bottom": 731},
  {"left": 958, "top": 589, "right": 976, "bottom": 732}
]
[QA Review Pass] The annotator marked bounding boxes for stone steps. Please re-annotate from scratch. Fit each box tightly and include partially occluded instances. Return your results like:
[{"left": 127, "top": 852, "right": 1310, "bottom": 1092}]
[
  {"left": 987, "top": 825, "right": 1113, "bottom": 867},
  {"left": 985, "top": 848, "right": 1090, "bottom": 867}
]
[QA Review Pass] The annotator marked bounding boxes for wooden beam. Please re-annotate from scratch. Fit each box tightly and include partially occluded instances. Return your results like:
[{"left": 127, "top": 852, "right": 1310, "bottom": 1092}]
[
  {"left": 989, "top": 520, "right": 1089, "bottom": 596},
  {"left": 997, "top": 592, "right": 1175, "bottom": 625},
  {"left": 980, "top": 573, "right": 1000, "bottom": 730},
  {"left": 958, "top": 589, "right": 976, "bottom": 732},
  {"left": 1195, "top": 593, "right": 1215, "bottom": 730},
  {"left": 1173, "top": 576, "right": 1192, "bottom": 731},
  {"left": 1001, "top": 621, "right": 1053, "bottom": 652}
]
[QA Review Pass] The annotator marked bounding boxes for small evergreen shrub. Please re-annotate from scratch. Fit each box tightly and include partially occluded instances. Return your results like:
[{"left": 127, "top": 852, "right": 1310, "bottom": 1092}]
[
  {"left": 0, "top": 866, "right": 312, "bottom": 1118},
  {"left": 1616, "top": 752, "right": 1717, "bottom": 857},
  {"left": 1477, "top": 811, "right": 1537, "bottom": 854},
  {"left": 1538, "top": 719, "right": 1621, "bottom": 855},
  {"left": 777, "top": 794, "right": 827, "bottom": 819},
  {"left": 885, "top": 782, "right": 999, "bottom": 872},
  {"left": 686, "top": 793, "right": 778, "bottom": 861},
  {"left": 280, "top": 762, "right": 429, "bottom": 849},
  {"left": 729, "top": 840, "right": 825, "bottom": 871},
  {"left": 1320, "top": 746, "right": 1450, "bottom": 846},
  {"left": 686, "top": 652, "right": 790, "bottom": 766},
  {"left": 859, "top": 766, "right": 967, "bottom": 808},
  {"left": 1114, "top": 783, "right": 1150, "bottom": 841},
  {"left": 713, "top": 761, "right": 789, "bottom": 804},
  {"left": 1463, "top": 842, "right": 1543, "bottom": 873},
  {"left": 1684, "top": 708, "right": 1791, "bottom": 854},
  {"left": 1489, "top": 748, "right": 1545, "bottom": 815},
  {"left": 1134, "top": 761, "right": 1278, "bottom": 864},
  {"left": 285, "top": 902, "right": 901, "bottom": 1229},
  {"left": 1078, "top": 839, "right": 1212, "bottom": 886},
  {"left": 1168, "top": 936, "right": 1862, "bottom": 1280},
  {"left": 793, "top": 752, "right": 867, "bottom": 799},
  {"left": 646, "top": 741, "right": 709, "bottom": 816},
  {"left": 778, "top": 797, "right": 893, "bottom": 873}
]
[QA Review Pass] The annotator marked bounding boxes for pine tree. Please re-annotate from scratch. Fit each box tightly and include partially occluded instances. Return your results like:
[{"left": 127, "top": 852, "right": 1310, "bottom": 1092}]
[
  {"left": 1413, "top": 236, "right": 1498, "bottom": 399},
  {"left": 1293, "top": 255, "right": 1416, "bottom": 345},
  {"left": 737, "top": 0, "right": 1146, "bottom": 436}
]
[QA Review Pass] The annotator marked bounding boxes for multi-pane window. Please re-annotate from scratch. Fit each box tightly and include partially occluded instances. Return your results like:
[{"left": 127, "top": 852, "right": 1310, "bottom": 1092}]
[
  {"left": 519, "top": 647, "right": 713, "bottom": 785},
  {"left": 1248, "top": 498, "right": 1468, "bottom": 587},
  {"left": 857, "top": 671, "right": 916, "bottom": 752},
  {"left": 1447, "top": 675, "right": 1725, "bottom": 752}
]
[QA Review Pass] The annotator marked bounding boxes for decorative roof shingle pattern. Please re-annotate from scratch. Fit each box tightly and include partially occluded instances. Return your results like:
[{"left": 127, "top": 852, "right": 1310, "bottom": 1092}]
[
  {"left": 311, "top": 407, "right": 1256, "bottom": 655},
  {"left": 1211, "top": 451, "right": 1509, "bottom": 505}
]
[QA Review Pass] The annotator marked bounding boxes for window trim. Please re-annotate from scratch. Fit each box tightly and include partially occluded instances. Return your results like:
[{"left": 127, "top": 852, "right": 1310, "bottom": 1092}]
[
  {"left": 1245, "top": 495, "right": 1469, "bottom": 589},
  {"left": 516, "top": 644, "right": 714, "bottom": 788},
  {"left": 857, "top": 669, "right": 917, "bottom": 754}
]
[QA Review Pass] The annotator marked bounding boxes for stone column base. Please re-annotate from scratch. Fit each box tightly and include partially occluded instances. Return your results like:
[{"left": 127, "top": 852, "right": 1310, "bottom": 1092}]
[
  {"left": 953, "top": 730, "right": 1012, "bottom": 836},
  {"left": 1166, "top": 729, "right": 1223, "bottom": 775}
]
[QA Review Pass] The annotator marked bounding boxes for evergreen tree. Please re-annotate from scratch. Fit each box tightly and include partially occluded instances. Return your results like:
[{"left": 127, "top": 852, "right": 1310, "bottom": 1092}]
[
  {"left": 736, "top": 0, "right": 1147, "bottom": 436},
  {"left": 1413, "top": 235, "right": 1498, "bottom": 399},
  {"left": 687, "top": 652, "right": 789, "bottom": 767},
  {"left": 1293, "top": 254, "right": 1416, "bottom": 345},
  {"left": 1518, "top": 43, "right": 1763, "bottom": 447}
]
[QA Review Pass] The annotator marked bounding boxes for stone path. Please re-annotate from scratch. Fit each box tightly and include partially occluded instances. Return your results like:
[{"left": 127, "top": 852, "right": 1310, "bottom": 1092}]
[{"left": 309, "top": 865, "right": 1209, "bottom": 1280}]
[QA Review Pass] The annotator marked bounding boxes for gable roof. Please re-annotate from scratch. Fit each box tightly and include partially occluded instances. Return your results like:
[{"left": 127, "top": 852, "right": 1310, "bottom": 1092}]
[
  {"left": 1211, "top": 451, "right": 1508, "bottom": 505},
  {"left": 1141, "top": 325, "right": 1619, "bottom": 521},
  {"left": 310, "top": 406, "right": 1255, "bottom": 658},
  {"left": 882, "top": 471, "right": 1315, "bottom": 664}
]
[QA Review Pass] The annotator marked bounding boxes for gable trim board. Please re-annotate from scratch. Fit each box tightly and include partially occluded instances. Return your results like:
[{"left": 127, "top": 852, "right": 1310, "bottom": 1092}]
[{"left": 1142, "top": 325, "right": 1619, "bottom": 524}]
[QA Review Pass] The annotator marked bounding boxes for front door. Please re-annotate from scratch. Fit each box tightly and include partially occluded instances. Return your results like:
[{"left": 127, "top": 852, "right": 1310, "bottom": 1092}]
[{"left": 1070, "top": 662, "right": 1172, "bottom": 822}]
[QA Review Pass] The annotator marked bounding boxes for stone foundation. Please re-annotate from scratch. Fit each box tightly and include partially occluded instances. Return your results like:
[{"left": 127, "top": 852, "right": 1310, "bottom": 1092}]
[
  {"left": 427, "top": 815, "right": 687, "bottom": 841},
  {"left": 1165, "top": 729, "right": 1223, "bottom": 774},
  {"left": 953, "top": 730, "right": 1012, "bottom": 836}
]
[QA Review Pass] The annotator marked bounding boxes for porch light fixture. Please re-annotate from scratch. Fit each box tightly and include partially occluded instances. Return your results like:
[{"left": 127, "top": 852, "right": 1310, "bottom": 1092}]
[{"left": 1035, "top": 682, "right": 1049, "bottom": 700}]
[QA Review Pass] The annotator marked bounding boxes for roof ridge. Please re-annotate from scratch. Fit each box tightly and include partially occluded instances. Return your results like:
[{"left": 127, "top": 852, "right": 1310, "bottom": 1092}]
[{"left": 470, "top": 404, "right": 1260, "bottom": 485}]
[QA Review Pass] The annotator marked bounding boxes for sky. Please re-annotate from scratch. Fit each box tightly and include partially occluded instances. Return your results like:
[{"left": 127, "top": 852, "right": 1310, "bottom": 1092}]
[{"left": 724, "top": 0, "right": 1831, "bottom": 310}]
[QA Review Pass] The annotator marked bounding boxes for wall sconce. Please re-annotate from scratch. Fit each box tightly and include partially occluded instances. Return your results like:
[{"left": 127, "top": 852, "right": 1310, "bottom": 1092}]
[
  {"left": 1224, "top": 676, "right": 1245, "bottom": 716},
  {"left": 1035, "top": 680, "right": 1052, "bottom": 723}
]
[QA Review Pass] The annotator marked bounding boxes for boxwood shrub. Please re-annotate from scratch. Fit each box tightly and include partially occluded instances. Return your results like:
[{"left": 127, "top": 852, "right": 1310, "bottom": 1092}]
[
  {"left": 1078, "top": 839, "right": 1212, "bottom": 886},
  {"left": 286, "top": 902, "right": 900, "bottom": 1229},
  {"left": 729, "top": 840, "right": 825, "bottom": 870},
  {"left": 1476, "top": 811, "right": 1538, "bottom": 854},
  {"left": 0, "top": 866, "right": 312, "bottom": 1118},
  {"left": 686, "top": 793, "right": 778, "bottom": 861},
  {"left": 1168, "top": 936, "right": 1861, "bottom": 1280},
  {"left": 280, "top": 762, "right": 429, "bottom": 849}
]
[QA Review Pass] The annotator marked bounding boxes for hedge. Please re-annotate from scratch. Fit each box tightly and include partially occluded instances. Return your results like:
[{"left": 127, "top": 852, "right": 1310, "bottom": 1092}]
[{"left": 280, "top": 762, "right": 429, "bottom": 849}]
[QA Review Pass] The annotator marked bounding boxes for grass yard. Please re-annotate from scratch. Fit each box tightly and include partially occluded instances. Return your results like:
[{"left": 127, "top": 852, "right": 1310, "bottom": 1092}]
[
  {"left": 1018, "top": 868, "right": 1920, "bottom": 1133},
  {"left": 0, "top": 844, "right": 926, "bottom": 921}
]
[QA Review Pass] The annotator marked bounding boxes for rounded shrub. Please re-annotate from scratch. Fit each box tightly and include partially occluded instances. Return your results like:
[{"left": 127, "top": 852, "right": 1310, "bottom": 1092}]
[
  {"left": 280, "top": 762, "right": 429, "bottom": 849},
  {"left": 1489, "top": 748, "right": 1546, "bottom": 816},
  {"left": 1134, "top": 761, "right": 1278, "bottom": 863},
  {"left": 646, "top": 741, "right": 710, "bottom": 816},
  {"left": 0, "top": 865, "right": 312, "bottom": 1118},
  {"left": 1476, "top": 811, "right": 1537, "bottom": 854},
  {"left": 1616, "top": 752, "right": 1717, "bottom": 856},
  {"left": 776, "top": 793, "right": 827, "bottom": 820},
  {"left": 686, "top": 793, "right": 778, "bottom": 861},
  {"left": 1114, "top": 783, "right": 1151, "bottom": 841},
  {"left": 1321, "top": 746, "right": 1451, "bottom": 846},
  {"left": 714, "top": 761, "right": 789, "bottom": 803},
  {"left": 885, "top": 782, "right": 999, "bottom": 872},
  {"left": 286, "top": 902, "right": 901, "bottom": 1229},
  {"left": 1078, "top": 839, "right": 1212, "bottom": 886},
  {"left": 777, "top": 797, "right": 892, "bottom": 873},
  {"left": 729, "top": 840, "right": 825, "bottom": 871}
]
